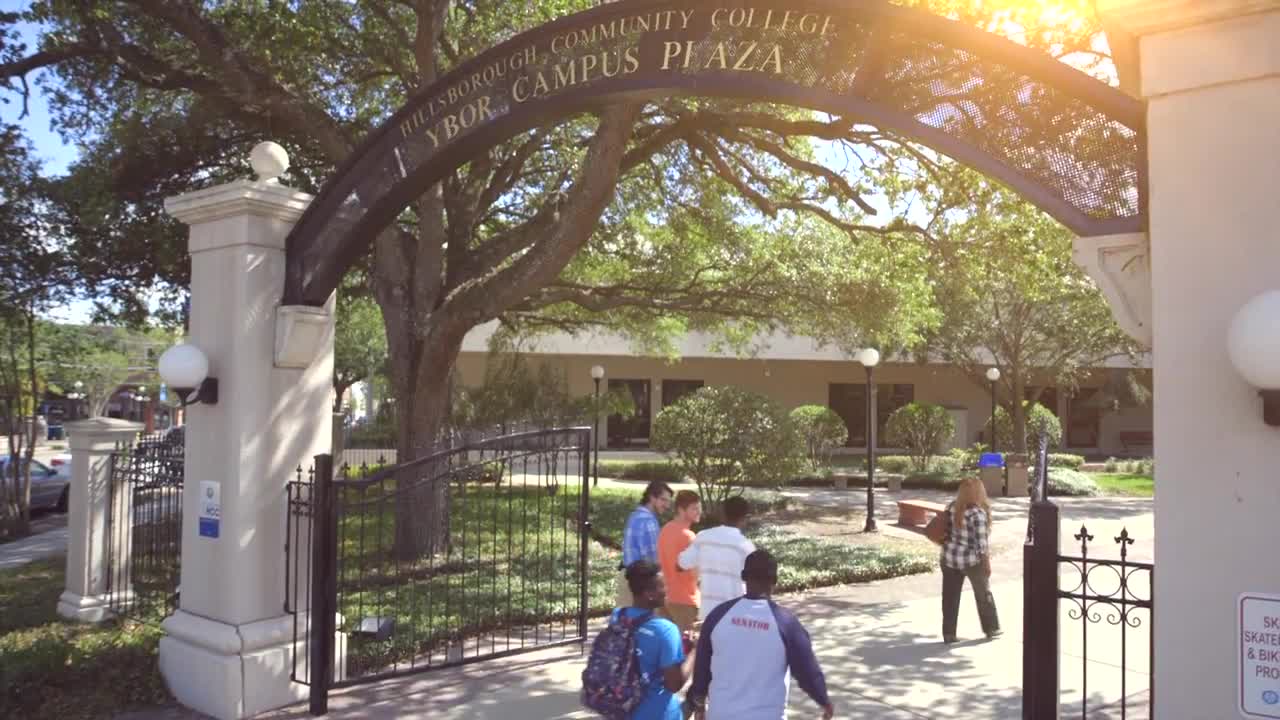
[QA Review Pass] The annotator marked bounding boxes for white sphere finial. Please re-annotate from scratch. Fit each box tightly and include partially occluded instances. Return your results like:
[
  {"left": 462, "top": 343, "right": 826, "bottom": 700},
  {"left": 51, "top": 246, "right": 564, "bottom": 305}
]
[
  {"left": 1228, "top": 290, "right": 1280, "bottom": 389},
  {"left": 250, "top": 141, "right": 290, "bottom": 183}
]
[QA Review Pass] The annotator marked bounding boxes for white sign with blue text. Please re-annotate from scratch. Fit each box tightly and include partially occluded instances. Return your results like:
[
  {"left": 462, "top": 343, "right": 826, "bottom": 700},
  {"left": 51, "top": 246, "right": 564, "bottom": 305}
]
[
  {"left": 198, "top": 481, "right": 221, "bottom": 539},
  {"left": 1241, "top": 593, "right": 1280, "bottom": 718}
]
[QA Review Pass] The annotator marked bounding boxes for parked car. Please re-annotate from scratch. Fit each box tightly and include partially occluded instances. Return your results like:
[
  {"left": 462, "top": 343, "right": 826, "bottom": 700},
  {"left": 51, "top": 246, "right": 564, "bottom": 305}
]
[{"left": 0, "top": 456, "right": 70, "bottom": 512}]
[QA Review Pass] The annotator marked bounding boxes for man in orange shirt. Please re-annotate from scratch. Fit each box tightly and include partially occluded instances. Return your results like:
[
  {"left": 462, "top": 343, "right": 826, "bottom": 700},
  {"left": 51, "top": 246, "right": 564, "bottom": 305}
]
[{"left": 658, "top": 490, "right": 702, "bottom": 634}]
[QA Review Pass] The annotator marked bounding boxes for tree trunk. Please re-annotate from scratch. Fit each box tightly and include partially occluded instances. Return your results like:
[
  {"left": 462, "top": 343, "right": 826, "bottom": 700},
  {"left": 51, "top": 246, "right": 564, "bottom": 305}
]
[
  {"left": 388, "top": 319, "right": 465, "bottom": 560},
  {"left": 1012, "top": 374, "right": 1028, "bottom": 454}
]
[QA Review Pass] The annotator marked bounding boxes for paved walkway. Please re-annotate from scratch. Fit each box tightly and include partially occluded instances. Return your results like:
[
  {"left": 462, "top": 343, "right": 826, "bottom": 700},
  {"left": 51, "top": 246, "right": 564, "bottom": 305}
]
[
  {"left": 244, "top": 495, "right": 1152, "bottom": 720},
  {"left": 0, "top": 512, "right": 69, "bottom": 571}
]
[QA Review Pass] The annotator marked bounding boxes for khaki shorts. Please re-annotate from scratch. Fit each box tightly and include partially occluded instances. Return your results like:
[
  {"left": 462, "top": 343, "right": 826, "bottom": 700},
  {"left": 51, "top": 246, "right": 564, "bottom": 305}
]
[{"left": 664, "top": 603, "right": 698, "bottom": 634}]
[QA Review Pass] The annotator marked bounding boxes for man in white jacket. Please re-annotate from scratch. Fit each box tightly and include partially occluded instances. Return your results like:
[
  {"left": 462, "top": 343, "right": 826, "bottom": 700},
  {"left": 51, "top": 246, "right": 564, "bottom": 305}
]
[{"left": 677, "top": 496, "right": 755, "bottom": 621}]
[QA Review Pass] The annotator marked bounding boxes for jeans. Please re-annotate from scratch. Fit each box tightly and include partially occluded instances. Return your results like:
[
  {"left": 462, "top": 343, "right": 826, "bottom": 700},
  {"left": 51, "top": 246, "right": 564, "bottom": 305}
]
[{"left": 942, "top": 563, "right": 1000, "bottom": 639}]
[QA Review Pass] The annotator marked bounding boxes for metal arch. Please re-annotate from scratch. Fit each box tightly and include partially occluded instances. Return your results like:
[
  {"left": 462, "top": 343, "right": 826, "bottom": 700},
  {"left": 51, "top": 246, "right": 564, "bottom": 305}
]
[{"left": 282, "top": 0, "right": 1147, "bottom": 307}]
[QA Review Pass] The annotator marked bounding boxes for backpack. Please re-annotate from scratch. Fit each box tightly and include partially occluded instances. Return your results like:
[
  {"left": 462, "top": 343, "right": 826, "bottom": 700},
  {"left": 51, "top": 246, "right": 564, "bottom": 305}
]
[{"left": 581, "top": 610, "right": 654, "bottom": 718}]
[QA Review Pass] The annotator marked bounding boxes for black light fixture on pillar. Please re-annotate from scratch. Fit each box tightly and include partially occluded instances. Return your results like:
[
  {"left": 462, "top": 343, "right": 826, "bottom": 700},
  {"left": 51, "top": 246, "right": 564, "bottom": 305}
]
[
  {"left": 857, "top": 347, "right": 880, "bottom": 532},
  {"left": 591, "top": 364, "right": 605, "bottom": 487},
  {"left": 158, "top": 344, "right": 219, "bottom": 407},
  {"left": 986, "top": 366, "right": 1001, "bottom": 452}
]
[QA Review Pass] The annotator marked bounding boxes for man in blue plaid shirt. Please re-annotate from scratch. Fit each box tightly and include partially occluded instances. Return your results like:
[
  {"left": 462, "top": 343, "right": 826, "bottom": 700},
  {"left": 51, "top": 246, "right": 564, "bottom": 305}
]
[
  {"left": 618, "top": 481, "right": 673, "bottom": 608},
  {"left": 940, "top": 478, "right": 1001, "bottom": 643}
]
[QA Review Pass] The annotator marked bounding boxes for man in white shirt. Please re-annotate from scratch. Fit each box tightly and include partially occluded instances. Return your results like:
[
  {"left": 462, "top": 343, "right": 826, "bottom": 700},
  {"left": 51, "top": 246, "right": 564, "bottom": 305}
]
[
  {"left": 677, "top": 496, "right": 755, "bottom": 621},
  {"left": 686, "top": 550, "right": 834, "bottom": 720}
]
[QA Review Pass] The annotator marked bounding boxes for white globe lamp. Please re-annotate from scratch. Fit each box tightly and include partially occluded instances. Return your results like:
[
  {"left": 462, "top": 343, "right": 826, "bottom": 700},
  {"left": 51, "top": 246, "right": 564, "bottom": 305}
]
[
  {"left": 158, "top": 344, "right": 218, "bottom": 406},
  {"left": 1228, "top": 290, "right": 1280, "bottom": 426},
  {"left": 858, "top": 348, "right": 881, "bottom": 368}
]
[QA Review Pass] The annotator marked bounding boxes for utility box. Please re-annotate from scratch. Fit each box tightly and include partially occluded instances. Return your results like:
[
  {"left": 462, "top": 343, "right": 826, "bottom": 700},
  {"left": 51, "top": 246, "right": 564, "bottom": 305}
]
[
  {"left": 1006, "top": 453, "right": 1030, "bottom": 497},
  {"left": 978, "top": 453, "right": 1005, "bottom": 497}
]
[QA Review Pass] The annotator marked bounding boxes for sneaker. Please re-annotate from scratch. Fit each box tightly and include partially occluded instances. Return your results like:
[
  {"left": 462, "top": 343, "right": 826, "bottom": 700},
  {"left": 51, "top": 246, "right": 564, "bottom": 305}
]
[
  {"left": 943, "top": 635, "right": 958, "bottom": 644},
  {"left": 986, "top": 629, "right": 1003, "bottom": 639}
]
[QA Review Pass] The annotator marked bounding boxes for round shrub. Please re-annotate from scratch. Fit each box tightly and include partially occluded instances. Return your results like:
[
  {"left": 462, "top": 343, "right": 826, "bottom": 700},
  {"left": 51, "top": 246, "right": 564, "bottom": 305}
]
[
  {"left": 992, "top": 402, "right": 1063, "bottom": 452},
  {"left": 885, "top": 403, "right": 956, "bottom": 474},
  {"left": 789, "top": 405, "right": 848, "bottom": 471}
]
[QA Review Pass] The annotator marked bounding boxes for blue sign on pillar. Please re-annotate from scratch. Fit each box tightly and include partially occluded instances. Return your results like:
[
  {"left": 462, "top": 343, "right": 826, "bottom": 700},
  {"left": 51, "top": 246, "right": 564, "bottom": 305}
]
[{"left": 198, "top": 481, "right": 221, "bottom": 538}]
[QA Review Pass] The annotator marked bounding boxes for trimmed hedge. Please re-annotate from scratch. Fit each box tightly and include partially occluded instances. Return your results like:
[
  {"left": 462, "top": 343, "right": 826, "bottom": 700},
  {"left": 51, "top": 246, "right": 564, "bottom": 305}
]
[
  {"left": 876, "top": 455, "right": 961, "bottom": 476},
  {"left": 595, "top": 460, "right": 683, "bottom": 484},
  {"left": 1047, "top": 468, "right": 1101, "bottom": 497},
  {"left": 1048, "top": 453, "right": 1086, "bottom": 469}
]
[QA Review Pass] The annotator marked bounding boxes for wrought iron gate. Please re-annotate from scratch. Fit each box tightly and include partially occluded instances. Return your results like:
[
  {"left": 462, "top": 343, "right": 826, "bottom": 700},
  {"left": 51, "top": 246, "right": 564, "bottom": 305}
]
[
  {"left": 1024, "top": 500, "right": 1154, "bottom": 719},
  {"left": 288, "top": 427, "right": 592, "bottom": 715},
  {"left": 105, "top": 432, "right": 185, "bottom": 623}
]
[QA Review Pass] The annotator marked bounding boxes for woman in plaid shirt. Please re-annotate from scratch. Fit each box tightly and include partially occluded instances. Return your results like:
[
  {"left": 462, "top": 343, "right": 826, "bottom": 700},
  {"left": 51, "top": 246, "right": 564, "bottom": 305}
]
[{"left": 940, "top": 477, "right": 1001, "bottom": 643}]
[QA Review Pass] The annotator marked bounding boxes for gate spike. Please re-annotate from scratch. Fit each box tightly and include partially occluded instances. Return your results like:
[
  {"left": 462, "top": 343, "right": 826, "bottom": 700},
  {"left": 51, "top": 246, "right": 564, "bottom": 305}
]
[{"left": 1075, "top": 525, "right": 1093, "bottom": 555}]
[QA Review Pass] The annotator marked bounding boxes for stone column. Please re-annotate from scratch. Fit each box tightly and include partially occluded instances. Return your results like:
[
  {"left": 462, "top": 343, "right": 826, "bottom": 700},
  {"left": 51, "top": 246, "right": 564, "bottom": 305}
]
[
  {"left": 57, "top": 417, "right": 144, "bottom": 622},
  {"left": 157, "top": 144, "right": 337, "bottom": 720},
  {"left": 1097, "top": 1, "right": 1280, "bottom": 715}
]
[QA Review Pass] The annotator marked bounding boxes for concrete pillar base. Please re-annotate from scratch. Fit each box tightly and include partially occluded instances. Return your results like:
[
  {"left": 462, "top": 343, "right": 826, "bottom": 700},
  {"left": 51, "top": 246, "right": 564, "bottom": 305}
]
[
  {"left": 55, "top": 589, "right": 112, "bottom": 623},
  {"left": 159, "top": 610, "right": 346, "bottom": 720}
]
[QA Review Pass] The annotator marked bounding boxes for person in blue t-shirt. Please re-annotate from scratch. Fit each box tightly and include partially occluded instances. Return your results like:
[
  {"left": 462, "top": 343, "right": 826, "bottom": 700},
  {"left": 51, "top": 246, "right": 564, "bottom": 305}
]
[{"left": 613, "top": 560, "right": 696, "bottom": 719}]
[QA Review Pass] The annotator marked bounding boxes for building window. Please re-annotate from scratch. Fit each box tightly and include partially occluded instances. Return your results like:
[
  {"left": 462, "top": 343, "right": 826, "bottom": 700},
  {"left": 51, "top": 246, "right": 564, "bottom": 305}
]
[
  {"left": 661, "top": 379, "right": 704, "bottom": 408},
  {"left": 1066, "top": 388, "right": 1102, "bottom": 448},
  {"left": 828, "top": 383, "right": 915, "bottom": 448},
  {"left": 607, "top": 379, "right": 651, "bottom": 448}
]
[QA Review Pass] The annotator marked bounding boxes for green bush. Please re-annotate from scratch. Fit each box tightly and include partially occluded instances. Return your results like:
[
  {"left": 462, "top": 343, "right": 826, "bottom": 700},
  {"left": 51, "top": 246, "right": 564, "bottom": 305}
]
[
  {"left": 884, "top": 403, "right": 956, "bottom": 474},
  {"left": 789, "top": 405, "right": 848, "bottom": 472},
  {"left": 652, "top": 386, "right": 804, "bottom": 517},
  {"left": 1048, "top": 453, "right": 1085, "bottom": 469},
  {"left": 991, "top": 402, "right": 1063, "bottom": 452},
  {"left": 876, "top": 455, "right": 913, "bottom": 474},
  {"left": 1047, "top": 468, "right": 1101, "bottom": 497},
  {"left": 595, "top": 460, "right": 683, "bottom": 484},
  {"left": 1100, "top": 457, "right": 1154, "bottom": 475},
  {"left": 1103, "top": 457, "right": 1119, "bottom": 472}
]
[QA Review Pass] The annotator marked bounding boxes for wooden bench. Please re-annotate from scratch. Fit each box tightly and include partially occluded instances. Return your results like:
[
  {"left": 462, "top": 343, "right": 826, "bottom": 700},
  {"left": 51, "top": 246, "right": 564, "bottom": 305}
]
[
  {"left": 897, "top": 499, "right": 947, "bottom": 527},
  {"left": 1118, "top": 431, "right": 1154, "bottom": 454}
]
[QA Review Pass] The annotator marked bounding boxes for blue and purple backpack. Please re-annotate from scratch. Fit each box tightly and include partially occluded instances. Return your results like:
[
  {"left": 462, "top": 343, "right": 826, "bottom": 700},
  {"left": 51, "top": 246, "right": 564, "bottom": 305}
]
[{"left": 581, "top": 610, "right": 653, "bottom": 718}]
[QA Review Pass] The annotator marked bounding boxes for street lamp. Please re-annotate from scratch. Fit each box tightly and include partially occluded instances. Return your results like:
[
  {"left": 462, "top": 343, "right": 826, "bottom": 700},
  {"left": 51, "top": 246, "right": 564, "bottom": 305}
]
[
  {"left": 857, "top": 348, "right": 881, "bottom": 532},
  {"left": 986, "top": 367, "right": 1001, "bottom": 453},
  {"left": 591, "top": 365, "right": 604, "bottom": 487}
]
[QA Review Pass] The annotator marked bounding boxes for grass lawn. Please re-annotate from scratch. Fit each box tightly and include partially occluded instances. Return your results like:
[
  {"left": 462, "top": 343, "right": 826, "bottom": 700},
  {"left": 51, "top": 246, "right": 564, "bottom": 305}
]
[
  {"left": 333, "top": 483, "right": 932, "bottom": 677},
  {"left": 1092, "top": 473, "right": 1154, "bottom": 497},
  {"left": 0, "top": 557, "right": 171, "bottom": 720}
]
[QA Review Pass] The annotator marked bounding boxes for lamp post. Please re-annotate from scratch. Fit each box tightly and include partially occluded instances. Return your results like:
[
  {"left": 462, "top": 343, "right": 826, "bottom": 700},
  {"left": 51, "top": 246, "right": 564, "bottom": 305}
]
[
  {"left": 986, "top": 367, "right": 1001, "bottom": 453},
  {"left": 858, "top": 348, "right": 881, "bottom": 532},
  {"left": 591, "top": 365, "right": 605, "bottom": 487}
]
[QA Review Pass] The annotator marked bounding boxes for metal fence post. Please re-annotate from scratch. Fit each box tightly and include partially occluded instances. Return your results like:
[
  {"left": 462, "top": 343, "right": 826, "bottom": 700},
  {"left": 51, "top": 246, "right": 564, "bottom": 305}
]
[
  {"left": 1023, "top": 499, "right": 1061, "bottom": 720},
  {"left": 309, "top": 454, "right": 337, "bottom": 716},
  {"left": 578, "top": 432, "right": 591, "bottom": 645}
]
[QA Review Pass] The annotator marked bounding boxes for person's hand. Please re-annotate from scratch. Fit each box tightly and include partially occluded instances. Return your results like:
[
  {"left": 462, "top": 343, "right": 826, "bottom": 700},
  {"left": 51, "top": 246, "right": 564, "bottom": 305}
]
[{"left": 822, "top": 703, "right": 835, "bottom": 719}]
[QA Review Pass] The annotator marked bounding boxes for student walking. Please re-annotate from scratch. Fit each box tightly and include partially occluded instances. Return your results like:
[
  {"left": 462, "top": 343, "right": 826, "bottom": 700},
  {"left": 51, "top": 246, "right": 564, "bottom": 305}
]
[
  {"left": 658, "top": 490, "right": 702, "bottom": 633},
  {"left": 619, "top": 481, "right": 674, "bottom": 608},
  {"left": 686, "top": 550, "right": 834, "bottom": 720},
  {"left": 940, "top": 476, "right": 1001, "bottom": 643},
  {"left": 678, "top": 495, "right": 755, "bottom": 621}
]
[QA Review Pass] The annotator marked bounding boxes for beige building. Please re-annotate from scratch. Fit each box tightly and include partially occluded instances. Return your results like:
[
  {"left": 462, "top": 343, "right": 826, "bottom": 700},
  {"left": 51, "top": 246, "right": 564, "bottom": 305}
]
[{"left": 455, "top": 323, "right": 1152, "bottom": 458}]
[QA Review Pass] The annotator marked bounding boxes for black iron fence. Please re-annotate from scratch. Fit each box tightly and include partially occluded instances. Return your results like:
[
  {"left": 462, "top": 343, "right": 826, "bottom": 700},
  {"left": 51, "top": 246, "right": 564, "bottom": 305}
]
[
  {"left": 105, "top": 432, "right": 184, "bottom": 624},
  {"left": 1024, "top": 501, "right": 1154, "bottom": 719},
  {"left": 289, "top": 427, "right": 592, "bottom": 715}
]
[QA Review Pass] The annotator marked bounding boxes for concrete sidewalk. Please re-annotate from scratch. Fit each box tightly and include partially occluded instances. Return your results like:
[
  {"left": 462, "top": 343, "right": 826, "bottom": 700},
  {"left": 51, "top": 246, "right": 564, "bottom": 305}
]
[
  {"left": 253, "top": 574, "right": 1150, "bottom": 719},
  {"left": 0, "top": 519, "right": 68, "bottom": 570}
]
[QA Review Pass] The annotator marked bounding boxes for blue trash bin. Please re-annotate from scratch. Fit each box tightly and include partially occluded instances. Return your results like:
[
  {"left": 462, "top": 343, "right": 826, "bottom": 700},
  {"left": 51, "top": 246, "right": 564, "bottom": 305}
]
[
  {"left": 978, "top": 452, "right": 1005, "bottom": 468},
  {"left": 48, "top": 425, "right": 64, "bottom": 441}
]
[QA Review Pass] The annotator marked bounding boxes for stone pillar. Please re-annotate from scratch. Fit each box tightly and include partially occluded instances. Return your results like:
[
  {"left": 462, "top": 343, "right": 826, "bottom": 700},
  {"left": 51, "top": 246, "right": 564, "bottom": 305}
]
[
  {"left": 1098, "top": 1, "right": 1280, "bottom": 715},
  {"left": 57, "top": 417, "right": 144, "bottom": 622},
  {"left": 156, "top": 144, "right": 337, "bottom": 720}
]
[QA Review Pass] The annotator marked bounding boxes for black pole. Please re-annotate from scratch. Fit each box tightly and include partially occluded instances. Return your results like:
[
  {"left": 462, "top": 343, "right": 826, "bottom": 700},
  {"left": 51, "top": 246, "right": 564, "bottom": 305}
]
[
  {"left": 864, "top": 365, "right": 877, "bottom": 532},
  {"left": 579, "top": 432, "right": 592, "bottom": 645},
  {"left": 309, "top": 453, "right": 337, "bottom": 716},
  {"left": 1022, "top": 499, "right": 1061, "bottom": 720},
  {"left": 592, "top": 378, "right": 601, "bottom": 487},
  {"left": 991, "top": 380, "right": 999, "bottom": 454}
]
